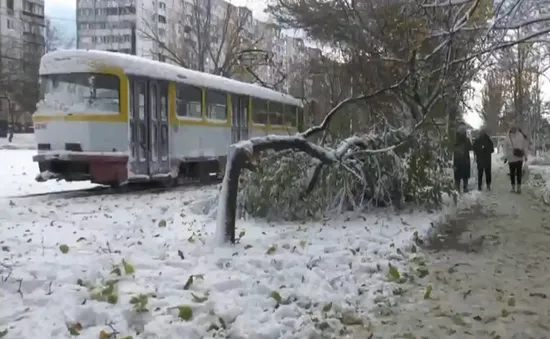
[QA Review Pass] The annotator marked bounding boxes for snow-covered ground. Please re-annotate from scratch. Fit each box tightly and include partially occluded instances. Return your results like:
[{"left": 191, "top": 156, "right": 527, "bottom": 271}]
[
  {"left": 526, "top": 154, "right": 550, "bottom": 205},
  {"left": 0, "top": 148, "right": 479, "bottom": 339},
  {"left": 0, "top": 149, "right": 96, "bottom": 197},
  {"left": 0, "top": 134, "right": 36, "bottom": 150}
]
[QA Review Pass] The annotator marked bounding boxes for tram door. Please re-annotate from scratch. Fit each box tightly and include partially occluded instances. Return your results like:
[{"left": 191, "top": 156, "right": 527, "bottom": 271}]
[
  {"left": 128, "top": 78, "right": 170, "bottom": 178},
  {"left": 231, "top": 95, "right": 249, "bottom": 143},
  {"left": 147, "top": 80, "right": 170, "bottom": 176}
]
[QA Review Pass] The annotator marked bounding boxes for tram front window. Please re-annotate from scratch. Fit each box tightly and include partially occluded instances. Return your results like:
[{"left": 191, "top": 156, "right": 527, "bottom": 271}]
[{"left": 36, "top": 73, "right": 120, "bottom": 114}]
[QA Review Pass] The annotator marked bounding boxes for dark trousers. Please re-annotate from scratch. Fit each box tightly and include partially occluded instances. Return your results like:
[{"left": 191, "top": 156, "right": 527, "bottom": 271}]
[
  {"left": 453, "top": 167, "right": 469, "bottom": 191},
  {"left": 509, "top": 161, "right": 523, "bottom": 186},
  {"left": 477, "top": 164, "right": 492, "bottom": 188}
]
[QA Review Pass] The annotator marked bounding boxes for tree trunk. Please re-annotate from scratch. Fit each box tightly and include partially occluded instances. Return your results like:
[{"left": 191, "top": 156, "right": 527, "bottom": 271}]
[
  {"left": 215, "top": 136, "right": 342, "bottom": 244},
  {"left": 216, "top": 146, "right": 249, "bottom": 244}
]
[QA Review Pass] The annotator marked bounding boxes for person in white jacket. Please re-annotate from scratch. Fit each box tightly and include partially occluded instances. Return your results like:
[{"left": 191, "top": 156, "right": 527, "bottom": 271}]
[{"left": 503, "top": 125, "right": 529, "bottom": 193}]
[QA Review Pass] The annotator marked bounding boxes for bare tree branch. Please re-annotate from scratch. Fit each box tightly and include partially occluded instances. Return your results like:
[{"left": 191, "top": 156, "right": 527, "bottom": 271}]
[{"left": 140, "top": 0, "right": 264, "bottom": 79}]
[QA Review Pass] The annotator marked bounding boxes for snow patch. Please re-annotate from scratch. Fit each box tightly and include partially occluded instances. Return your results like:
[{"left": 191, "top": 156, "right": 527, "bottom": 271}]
[
  {"left": 35, "top": 170, "right": 60, "bottom": 182},
  {"left": 0, "top": 134, "right": 36, "bottom": 150},
  {"left": 0, "top": 149, "right": 481, "bottom": 338},
  {"left": 0, "top": 149, "right": 96, "bottom": 197}
]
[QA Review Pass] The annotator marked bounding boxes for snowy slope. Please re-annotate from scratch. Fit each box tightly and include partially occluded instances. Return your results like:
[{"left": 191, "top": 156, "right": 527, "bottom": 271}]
[{"left": 0, "top": 150, "right": 480, "bottom": 339}]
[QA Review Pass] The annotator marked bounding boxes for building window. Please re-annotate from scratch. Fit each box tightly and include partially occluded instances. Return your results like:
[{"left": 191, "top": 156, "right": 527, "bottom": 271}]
[
  {"left": 7, "top": 19, "right": 14, "bottom": 30},
  {"left": 176, "top": 84, "right": 202, "bottom": 118},
  {"left": 252, "top": 98, "right": 268, "bottom": 124},
  {"left": 205, "top": 89, "right": 227, "bottom": 121}
]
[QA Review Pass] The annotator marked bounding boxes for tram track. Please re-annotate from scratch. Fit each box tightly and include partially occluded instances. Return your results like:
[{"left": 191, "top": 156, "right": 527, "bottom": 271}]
[{"left": 8, "top": 178, "right": 222, "bottom": 200}]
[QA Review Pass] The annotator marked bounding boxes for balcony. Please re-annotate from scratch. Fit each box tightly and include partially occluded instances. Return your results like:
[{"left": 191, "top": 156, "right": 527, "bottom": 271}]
[
  {"left": 23, "top": 31, "right": 45, "bottom": 46},
  {"left": 22, "top": 2, "right": 45, "bottom": 20}
]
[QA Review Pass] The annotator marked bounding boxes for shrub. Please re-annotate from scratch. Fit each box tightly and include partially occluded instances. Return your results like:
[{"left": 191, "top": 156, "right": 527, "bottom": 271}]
[{"left": 238, "top": 129, "right": 454, "bottom": 221}]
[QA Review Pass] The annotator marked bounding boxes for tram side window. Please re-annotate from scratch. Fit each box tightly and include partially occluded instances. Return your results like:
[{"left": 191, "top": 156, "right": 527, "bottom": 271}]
[
  {"left": 129, "top": 82, "right": 136, "bottom": 158},
  {"left": 284, "top": 105, "right": 297, "bottom": 127},
  {"left": 160, "top": 125, "right": 168, "bottom": 158},
  {"left": 297, "top": 106, "right": 305, "bottom": 132},
  {"left": 138, "top": 82, "right": 147, "bottom": 161},
  {"left": 176, "top": 83, "right": 202, "bottom": 118},
  {"left": 205, "top": 89, "right": 227, "bottom": 121},
  {"left": 129, "top": 81, "right": 135, "bottom": 117},
  {"left": 159, "top": 82, "right": 168, "bottom": 120},
  {"left": 269, "top": 101, "right": 283, "bottom": 125},
  {"left": 251, "top": 98, "right": 268, "bottom": 124}
]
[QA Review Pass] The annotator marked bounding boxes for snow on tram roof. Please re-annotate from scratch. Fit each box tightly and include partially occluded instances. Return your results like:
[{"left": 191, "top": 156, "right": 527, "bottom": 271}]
[{"left": 40, "top": 49, "right": 303, "bottom": 107}]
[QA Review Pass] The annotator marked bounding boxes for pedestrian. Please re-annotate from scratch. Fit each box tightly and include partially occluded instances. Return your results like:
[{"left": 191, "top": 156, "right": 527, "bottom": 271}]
[
  {"left": 473, "top": 127, "right": 494, "bottom": 191},
  {"left": 453, "top": 126, "right": 472, "bottom": 193},
  {"left": 503, "top": 124, "right": 529, "bottom": 193}
]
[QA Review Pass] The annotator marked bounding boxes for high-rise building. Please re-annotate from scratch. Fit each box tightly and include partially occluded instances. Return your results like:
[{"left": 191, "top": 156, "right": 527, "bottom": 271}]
[
  {"left": 0, "top": 0, "right": 46, "bottom": 132},
  {"left": 76, "top": 0, "right": 172, "bottom": 59},
  {"left": 75, "top": 0, "right": 321, "bottom": 93},
  {"left": 0, "top": 0, "right": 45, "bottom": 73}
]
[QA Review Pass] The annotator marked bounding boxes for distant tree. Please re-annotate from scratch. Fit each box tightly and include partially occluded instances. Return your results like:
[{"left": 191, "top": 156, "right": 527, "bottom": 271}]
[
  {"left": 479, "top": 67, "right": 506, "bottom": 134},
  {"left": 0, "top": 37, "right": 41, "bottom": 125},
  {"left": 45, "top": 18, "right": 75, "bottom": 53},
  {"left": 141, "top": 0, "right": 263, "bottom": 78}
]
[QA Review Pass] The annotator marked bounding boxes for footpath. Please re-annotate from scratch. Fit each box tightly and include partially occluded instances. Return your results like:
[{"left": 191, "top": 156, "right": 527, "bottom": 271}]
[{"left": 371, "top": 166, "right": 550, "bottom": 339}]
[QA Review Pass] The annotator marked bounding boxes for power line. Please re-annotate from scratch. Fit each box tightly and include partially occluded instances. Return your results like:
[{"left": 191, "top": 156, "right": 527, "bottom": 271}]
[{"left": 46, "top": 15, "right": 78, "bottom": 23}]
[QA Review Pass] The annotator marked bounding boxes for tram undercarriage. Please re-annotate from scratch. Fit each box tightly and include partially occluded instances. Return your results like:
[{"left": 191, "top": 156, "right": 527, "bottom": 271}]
[{"left": 33, "top": 152, "right": 224, "bottom": 188}]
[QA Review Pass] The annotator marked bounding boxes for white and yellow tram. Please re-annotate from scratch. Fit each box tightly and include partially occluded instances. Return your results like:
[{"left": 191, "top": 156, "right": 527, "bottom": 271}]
[{"left": 32, "top": 50, "right": 304, "bottom": 187}]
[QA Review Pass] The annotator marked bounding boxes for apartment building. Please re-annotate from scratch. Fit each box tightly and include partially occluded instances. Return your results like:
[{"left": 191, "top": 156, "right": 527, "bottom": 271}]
[
  {"left": 75, "top": 0, "right": 321, "bottom": 93},
  {"left": 0, "top": 0, "right": 46, "bottom": 129},
  {"left": 164, "top": 0, "right": 256, "bottom": 74},
  {"left": 0, "top": 0, "right": 45, "bottom": 68},
  {"left": 76, "top": 0, "right": 172, "bottom": 59}
]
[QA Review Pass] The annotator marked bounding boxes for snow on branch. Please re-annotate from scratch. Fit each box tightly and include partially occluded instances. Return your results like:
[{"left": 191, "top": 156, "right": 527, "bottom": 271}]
[{"left": 215, "top": 133, "right": 370, "bottom": 244}]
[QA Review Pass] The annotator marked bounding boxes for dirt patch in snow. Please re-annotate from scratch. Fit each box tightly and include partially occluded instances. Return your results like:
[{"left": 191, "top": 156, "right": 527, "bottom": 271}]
[
  {"left": 423, "top": 203, "right": 497, "bottom": 253},
  {"left": 370, "top": 171, "right": 550, "bottom": 338}
]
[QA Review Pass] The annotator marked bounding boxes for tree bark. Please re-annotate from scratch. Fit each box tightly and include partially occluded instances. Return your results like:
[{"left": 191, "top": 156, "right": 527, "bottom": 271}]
[
  {"left": 218, "top": 136, "right": 338, "bottom": 244},
  {"left": 220, "top": 147, "right": 249, "bottom": 244}
]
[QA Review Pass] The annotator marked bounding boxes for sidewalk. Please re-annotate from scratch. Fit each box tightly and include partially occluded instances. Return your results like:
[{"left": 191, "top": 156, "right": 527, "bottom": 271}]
[{"left": 371, "top": 166, "right": 550, "bottom": 338}]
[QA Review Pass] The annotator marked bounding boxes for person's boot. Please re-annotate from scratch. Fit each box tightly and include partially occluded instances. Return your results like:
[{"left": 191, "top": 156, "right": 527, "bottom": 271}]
[
  {"left": 463, "top": 180, "right": 468, "bottom": 193},
  {"left": 516, "top": 185, "right": 522, "bottom": 194},
  {"left": 455, "top": 180, "right": 461, "bottom": 192},
  {"left": 511, "top": 184, "right": 516, "bottom": 193},
  {"left": 487, "top": 184, "right": 491, "bottom": 191}
]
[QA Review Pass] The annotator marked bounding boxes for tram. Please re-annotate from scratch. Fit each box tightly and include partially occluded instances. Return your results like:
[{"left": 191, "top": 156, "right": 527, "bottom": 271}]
[{"left": 32, "top": 50, "right": 304, "bottom": 187}]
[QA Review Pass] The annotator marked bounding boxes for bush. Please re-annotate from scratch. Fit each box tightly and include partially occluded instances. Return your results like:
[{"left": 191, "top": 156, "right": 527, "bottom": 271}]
[{"left": 238, "top": 129, "right": 455, "bottom": 221}]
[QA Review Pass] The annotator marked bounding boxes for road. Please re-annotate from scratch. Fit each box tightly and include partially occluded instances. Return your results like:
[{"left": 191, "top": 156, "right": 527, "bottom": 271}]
[{"left": 371, "top": 166, "right": 550, "bottom": 339}]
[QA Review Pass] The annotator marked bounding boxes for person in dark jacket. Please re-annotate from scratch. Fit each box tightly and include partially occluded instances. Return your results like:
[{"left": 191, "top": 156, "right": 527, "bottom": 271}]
[
  {"left": 453, "top": 127, "right": 472, "bottom": 192},
  {"left": 472, "top": 127, "right": 494, "bottom": 191}
]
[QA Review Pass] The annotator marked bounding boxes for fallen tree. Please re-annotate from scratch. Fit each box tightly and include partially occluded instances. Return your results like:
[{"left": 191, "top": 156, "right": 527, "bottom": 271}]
[
  {"left": 215, "top": 83, "right": 442, "bottom": 244},
  {"left": 215, "top": 0, "right": 550, "bottom": 244}
]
